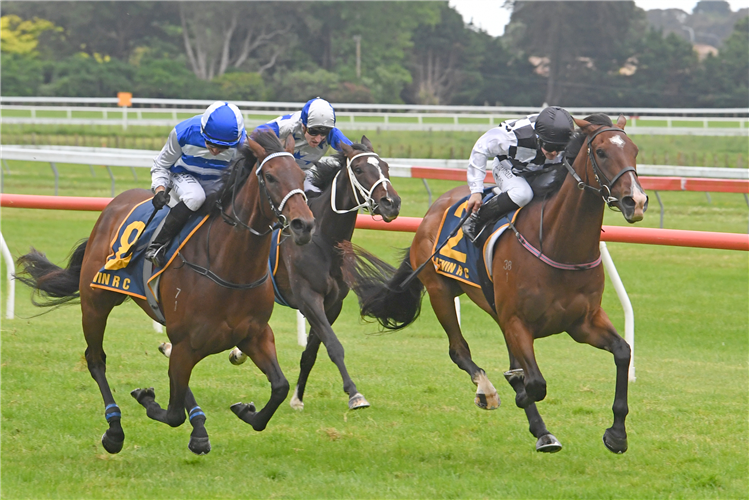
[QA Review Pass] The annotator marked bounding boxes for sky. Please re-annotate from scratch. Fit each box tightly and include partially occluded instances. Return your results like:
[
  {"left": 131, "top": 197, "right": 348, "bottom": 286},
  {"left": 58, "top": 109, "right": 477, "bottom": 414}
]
[{"left": 448, "top": 0, "right": 749, "bottom": 38}]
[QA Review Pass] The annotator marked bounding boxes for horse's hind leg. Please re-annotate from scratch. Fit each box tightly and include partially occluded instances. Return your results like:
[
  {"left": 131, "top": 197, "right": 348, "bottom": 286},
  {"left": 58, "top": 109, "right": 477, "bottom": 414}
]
[
  {"left": 81, "top": 293, "right": 127, "bottom": 454},
  {"left": 299, "top": 297, "right": 369, "bottom": 410},
  {"left": 425, "top": 277, "right": 499, "bottom": 410},
  {"left": 290, "top": 330, "right": 323, "bottom": 410},
  {"left": 504, "top": 354, "right": 562, "bottom": 453},
  {"left": 567, "top": 309, "right": 630, "bottom": 454},
  {"left": 231, "top": 324, "right": 289, "bottom": 431}
]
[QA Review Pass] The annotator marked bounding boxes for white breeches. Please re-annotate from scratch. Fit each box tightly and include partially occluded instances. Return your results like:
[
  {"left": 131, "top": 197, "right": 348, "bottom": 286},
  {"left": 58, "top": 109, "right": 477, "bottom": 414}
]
[
  {"left": 168, "top": 172, "right": 209, "bottom": 211},
  {"left": 491, "top": 158, "right": 533, "bottom": 207}
]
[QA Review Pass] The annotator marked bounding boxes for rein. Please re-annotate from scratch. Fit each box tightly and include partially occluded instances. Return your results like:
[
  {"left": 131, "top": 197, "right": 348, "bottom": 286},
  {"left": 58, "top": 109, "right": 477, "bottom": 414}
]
[
  {"left": 331, "top": 152, "right": 391, "bottom": 215},
  {"left": 190, "top": 150, "right": 305, "bottom": 289},
  {"left": 562, "top": 126, "right": 636, "bottom": 209},
  {"left": 220, "top": 151, "right": 307, "bottom": 236}
]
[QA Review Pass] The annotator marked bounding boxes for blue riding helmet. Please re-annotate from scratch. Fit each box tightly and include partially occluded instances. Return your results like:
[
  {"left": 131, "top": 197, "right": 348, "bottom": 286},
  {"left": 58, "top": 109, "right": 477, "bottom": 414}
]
[
  {"left": 200, "top": 101, "right": 245, "bottom": 147},
  {"left": 300, "top": 97, "right": 336, "bottom": 130}
]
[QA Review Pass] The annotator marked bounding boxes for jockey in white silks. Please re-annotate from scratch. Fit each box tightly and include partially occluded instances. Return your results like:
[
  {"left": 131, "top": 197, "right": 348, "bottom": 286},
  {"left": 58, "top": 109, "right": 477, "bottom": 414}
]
[
  {"left": 462, "top": 106, "right": 576, "bottom": 242},
  {"left": 252, "top": 97, "right": 353, "bottom": 194},
  {"left": 146, "top": 101, "right": 247, "bottom": 267}
]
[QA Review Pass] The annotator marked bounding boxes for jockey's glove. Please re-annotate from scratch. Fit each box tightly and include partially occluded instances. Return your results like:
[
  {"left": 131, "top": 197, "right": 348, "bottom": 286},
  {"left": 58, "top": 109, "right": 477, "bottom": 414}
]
[{"left": 152, "top": 190, "right": 170, "bottom": 210}]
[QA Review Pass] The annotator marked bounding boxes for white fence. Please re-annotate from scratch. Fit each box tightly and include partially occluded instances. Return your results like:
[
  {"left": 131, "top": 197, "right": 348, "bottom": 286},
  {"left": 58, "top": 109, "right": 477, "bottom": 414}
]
[{"left": 2, "top": 97, "right": 747, "bottom": 135}]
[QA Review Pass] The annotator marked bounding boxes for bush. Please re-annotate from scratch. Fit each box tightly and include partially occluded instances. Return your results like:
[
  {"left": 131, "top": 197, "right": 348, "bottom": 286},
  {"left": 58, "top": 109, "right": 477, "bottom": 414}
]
[{"left": 212, "top": 71, "right": 267, "bottom": 101}]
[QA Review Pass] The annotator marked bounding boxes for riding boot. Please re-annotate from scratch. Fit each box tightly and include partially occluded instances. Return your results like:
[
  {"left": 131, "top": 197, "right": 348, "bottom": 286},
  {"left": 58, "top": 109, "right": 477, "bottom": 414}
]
[
  {"left": 462, "top": 192, "right": 520, "bottom": 242},
  {"left": 145, "top": 202, "right": 193, "bottom": 268}
]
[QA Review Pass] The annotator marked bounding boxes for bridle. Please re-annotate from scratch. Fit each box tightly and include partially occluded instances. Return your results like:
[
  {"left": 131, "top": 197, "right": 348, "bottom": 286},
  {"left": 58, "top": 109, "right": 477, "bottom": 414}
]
[
  {"left": 562, "top": 126, "right": 637, "bottom": 209},
  {"left": 220, "top": 151, "right": 307, "bottom": 236},
  {"left": 330, "top": 152, "right": 392, "bottom": 215}
]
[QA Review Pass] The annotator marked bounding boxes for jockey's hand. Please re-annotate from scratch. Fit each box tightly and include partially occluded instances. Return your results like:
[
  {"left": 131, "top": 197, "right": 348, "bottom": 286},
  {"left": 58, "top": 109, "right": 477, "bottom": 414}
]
[
  {"left": 152, "top": 189, "right": 169, "bottom": 210},
  {"left": 466, "top": 192, "right": 483, "bottom": 215}
]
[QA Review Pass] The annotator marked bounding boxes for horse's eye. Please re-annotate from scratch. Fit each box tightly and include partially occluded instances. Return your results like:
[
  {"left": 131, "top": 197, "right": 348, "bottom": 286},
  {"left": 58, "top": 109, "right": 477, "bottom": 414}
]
[
  {"left": 265, "top": 173, "right": 276, "bottom": 184},
  {"left": 354, "top": 167, "right": 363, "bottom": 175},
  {"left": 596, "top": 149, "right": 606, "bottom": 159}
]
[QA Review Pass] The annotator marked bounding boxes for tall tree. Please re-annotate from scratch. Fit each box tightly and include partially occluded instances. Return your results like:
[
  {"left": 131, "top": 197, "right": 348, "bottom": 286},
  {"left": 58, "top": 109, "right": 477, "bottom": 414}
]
[
  {"left": 503, "top": 1, "right": 645, "bottom": 105},
  {"left": 178, "top": 2, "right": 292, "bottom": 81}
]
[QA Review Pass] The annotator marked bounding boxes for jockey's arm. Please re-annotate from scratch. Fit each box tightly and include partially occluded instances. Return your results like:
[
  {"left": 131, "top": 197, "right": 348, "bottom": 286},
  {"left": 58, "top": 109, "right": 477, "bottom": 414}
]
[
  {"left": 327, "top": 128, "right": 353, "bottom": 151},
  {"left": 466, "top": 127, "right": 512, "bottom": 213},
  {"left": 151, "top": 128, "right": 182, "bottom": 192}
]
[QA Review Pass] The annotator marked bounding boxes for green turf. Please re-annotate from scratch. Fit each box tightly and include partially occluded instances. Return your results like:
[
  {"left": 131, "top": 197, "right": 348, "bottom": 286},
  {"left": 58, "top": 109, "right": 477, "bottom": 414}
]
[{"left": 1, "top": 142, "right": 748, "bottom": 498}]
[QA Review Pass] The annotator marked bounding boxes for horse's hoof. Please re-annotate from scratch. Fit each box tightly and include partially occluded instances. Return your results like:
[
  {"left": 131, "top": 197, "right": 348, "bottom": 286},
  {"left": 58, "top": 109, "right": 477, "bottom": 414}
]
[
  {"left": 290, "top": 393, "right": 304, "bottom": 411},
  {"left": 536, "top": 433, "right": 562, "bottom": 453},
  {"left": 228, "top": 348, "right": 247, "bottom": 366},
  {"left": 101, "top": 430, "right": 124, "bottom": 454},
  {"left": 131, "top": 387, "right": 155, "bottom": 404},
  {"left": 188, "top": 436, "right": 211, "bottom": 456},
  {"left": 474, "top": 391, "right": 500, "bottom": 410},
  {"left": 603, "top": 428, "right": 628, "bottom": 454},
  {"left": 158, "top": 342, "right": 172, "bottom": 358},
  {"left": 348, "top": 393, "right": 370, "bottom": 410}
]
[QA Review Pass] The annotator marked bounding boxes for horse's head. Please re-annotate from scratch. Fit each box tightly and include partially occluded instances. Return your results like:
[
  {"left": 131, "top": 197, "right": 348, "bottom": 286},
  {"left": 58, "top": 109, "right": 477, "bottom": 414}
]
[
  {"left": 573, "top": 115, "right": 648, "bottom": 223},
  {"left": 246, "top": 132, "right": 315, "bottom": 245},
  {"left": 339, "top": 136, "right": 401, "bottom": 222}
]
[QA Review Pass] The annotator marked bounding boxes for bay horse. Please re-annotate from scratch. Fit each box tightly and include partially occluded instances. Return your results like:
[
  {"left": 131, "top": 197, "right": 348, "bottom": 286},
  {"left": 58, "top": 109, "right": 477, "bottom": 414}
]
[
  {"left": 226, "top": 136, "right": 401, "bottom": 410},
  {"left": 15, "top": 131, "right": 315, "bottom": 455},
  {"left": 342, "top": 115, "right": 647, "bottom": 453}
]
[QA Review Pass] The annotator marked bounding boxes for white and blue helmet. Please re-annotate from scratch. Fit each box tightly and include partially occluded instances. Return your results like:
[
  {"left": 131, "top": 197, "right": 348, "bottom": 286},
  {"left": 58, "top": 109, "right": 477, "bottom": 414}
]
[
  {"left": 300, "top": 97, "right": 336, "bottom": 129},
  {"left": 200, "top": 101, "right": 245, "bottom": 147}
]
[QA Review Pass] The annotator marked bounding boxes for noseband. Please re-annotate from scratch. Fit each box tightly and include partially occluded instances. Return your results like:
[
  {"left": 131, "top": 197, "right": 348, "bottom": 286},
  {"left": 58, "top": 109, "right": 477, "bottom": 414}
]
[
  {"left": 331, "top": 152, "right": 392, "bottom": 214},
  {"left": 563, "top": 126, "right": 637, "bottom": 209},
  {"left": 221, "top": 151, "right": 307, "bottom": 236}
]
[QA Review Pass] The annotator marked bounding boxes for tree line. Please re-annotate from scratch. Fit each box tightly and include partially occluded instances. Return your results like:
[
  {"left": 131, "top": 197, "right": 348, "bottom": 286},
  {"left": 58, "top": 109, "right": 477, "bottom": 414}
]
[{"left": 2, "top": 1, "right": 747, "bottom": 108}]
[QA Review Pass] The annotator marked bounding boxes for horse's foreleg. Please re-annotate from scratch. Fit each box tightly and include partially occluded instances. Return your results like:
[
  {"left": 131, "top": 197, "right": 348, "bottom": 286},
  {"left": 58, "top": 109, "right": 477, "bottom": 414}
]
[
  {"left": 504, "top": 355, "right": 562, "bottom": 453},
  {"left": 184, "top": 387, "right": 210, "bottom": 455},
  {"left": 425, "top": 279, "right": 499, "bottom": 410},
  {"left": 131, "top": 341, "right": 191, "bottom": 428},
  {"left": 231, "top": 324, "right": 289, "bottom": 431},
  {"left": 567, "top": 309, "right": 630, "bottom": 454},
  {"left": 81, "top": 296, "right": 125, "bottom": 454},
  {"left": 502, "top": 317, "right": 546, "bottom": 403},
  {"left": 300, "top": 297, "right": 369, "bottom": 410},
  {"left": 290, "top": 330, "right": 322, "bottom": 410}
]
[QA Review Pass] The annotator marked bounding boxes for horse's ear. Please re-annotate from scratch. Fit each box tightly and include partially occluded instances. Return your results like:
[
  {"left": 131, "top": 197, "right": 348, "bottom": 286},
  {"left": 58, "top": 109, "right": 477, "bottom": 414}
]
[
  {"left": 284, "top": 134, "right": 295, "bottom": 154},
  {"left": 361, "top": 135, "right": 374, "bottom": 151},
  {"left": 574, "top": 117, "right": 595, "bottom": 135},
  {"left": 246, "top": 137, "right": 266, "bottom": 159},
  {"left": 616, "top": 114, "right": 627, "bottom": 130},
  {"left": 340, "top": 142, "right": 355, "bottom": 157}
]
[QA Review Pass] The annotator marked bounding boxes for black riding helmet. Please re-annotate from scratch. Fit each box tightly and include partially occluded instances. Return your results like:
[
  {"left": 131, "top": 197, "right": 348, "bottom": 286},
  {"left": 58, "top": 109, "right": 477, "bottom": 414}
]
[{"left": 535, "top": 106, "right": 574, "bottom": 152}]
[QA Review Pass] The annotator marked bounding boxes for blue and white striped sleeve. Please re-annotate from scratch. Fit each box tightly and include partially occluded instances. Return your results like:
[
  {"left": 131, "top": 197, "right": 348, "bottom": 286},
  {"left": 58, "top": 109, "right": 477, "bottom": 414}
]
[{"left": 328, "top": 128, "right": 353, "bottom": 151}]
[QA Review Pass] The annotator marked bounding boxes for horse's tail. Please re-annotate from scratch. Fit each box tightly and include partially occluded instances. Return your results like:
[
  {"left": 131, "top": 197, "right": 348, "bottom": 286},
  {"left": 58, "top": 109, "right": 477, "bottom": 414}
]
[
  {"left": 340, "top": 241, "right": 425, "bottom": 331},
  {"left": 15, "top": 240, "right": 88, "bottom": 307}
]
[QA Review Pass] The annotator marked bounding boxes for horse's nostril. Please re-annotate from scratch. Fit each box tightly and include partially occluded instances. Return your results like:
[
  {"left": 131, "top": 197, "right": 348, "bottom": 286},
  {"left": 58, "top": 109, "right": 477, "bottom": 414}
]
[
  {"left": 621, "top": 196, "right": 635, "bottom": 210},
  {"left": 290, "top": 219, "right": 305, "bottom": 232}
]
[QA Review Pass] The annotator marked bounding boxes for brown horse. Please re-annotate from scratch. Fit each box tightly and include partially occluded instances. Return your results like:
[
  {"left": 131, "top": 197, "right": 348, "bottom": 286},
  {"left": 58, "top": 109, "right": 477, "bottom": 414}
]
[
  {"left": 15, "top": 131, "right": 315, "bottom": 455},
  {"left": 342, "top": 115, "right": 647, "bottom": 453},
  {"left": 225, "top": 137, "right": 401, "bottom": 410}
]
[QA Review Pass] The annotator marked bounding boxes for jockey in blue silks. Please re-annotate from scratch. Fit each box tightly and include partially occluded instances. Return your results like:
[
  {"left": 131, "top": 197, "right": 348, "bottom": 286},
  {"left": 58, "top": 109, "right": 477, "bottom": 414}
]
[
  {"left": 252, "top": 97, "right": 353, "bottom": 194},
  {"left": 146, "top": 101, "right": 247, "bottom": 267}
]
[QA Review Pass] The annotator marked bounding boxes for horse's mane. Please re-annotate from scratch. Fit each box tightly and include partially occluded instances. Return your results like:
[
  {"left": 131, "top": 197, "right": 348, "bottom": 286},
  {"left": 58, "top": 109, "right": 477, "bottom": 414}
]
[
  {"left": 565, "top": 113, "right": 613, "bottom": 164},
  {"left": 309, "top": 143, "right": 369, "bottom": 191},
  {"left": 205, "top": 130, "right": 286, "bottom": 213}
]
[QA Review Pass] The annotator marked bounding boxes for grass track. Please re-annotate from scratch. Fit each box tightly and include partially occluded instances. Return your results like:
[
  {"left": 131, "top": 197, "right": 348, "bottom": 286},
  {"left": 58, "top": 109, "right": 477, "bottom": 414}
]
[{"left": 1, "top": 163, "right": 748, "bottom": 498}]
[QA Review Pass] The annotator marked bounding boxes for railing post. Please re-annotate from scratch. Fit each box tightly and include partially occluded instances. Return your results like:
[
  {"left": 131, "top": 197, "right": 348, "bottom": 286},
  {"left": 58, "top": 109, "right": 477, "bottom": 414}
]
[
  {"left": 0, "top": 231, "right": 15, "bottom": 320},
  {"left": 600, "top": 242, "right": 635, "bottom": 381},
  {"left": 50, "top": 162, "right": 59, "bottom": 196},
  {"left": 654, "top": 191, "right": 664, "bottom": 228},
  {"left": 105, "top": 166, "right": 115, "bottom": 197},
  {"left": 297, "top": 310, "right": 307, "bottom": 346}
]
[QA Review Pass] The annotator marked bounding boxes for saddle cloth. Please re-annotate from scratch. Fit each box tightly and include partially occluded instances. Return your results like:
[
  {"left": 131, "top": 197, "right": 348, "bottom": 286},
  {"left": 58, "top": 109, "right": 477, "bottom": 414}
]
[
  {"left": 432, "top": 189, "right": 521, "bottom": 294},
  {"left": 90, "top": 198, "right": 209, "bottom": 308}
]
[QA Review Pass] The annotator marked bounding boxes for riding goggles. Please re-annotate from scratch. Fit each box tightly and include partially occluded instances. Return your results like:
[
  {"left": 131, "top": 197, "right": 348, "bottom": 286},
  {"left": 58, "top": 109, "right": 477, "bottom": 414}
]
[
  {"left": 307, "top": 126, "right": 332, "bottom": 137},
  {"left": 538, "top": 139, "right": 567, "bottom": 153}
]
